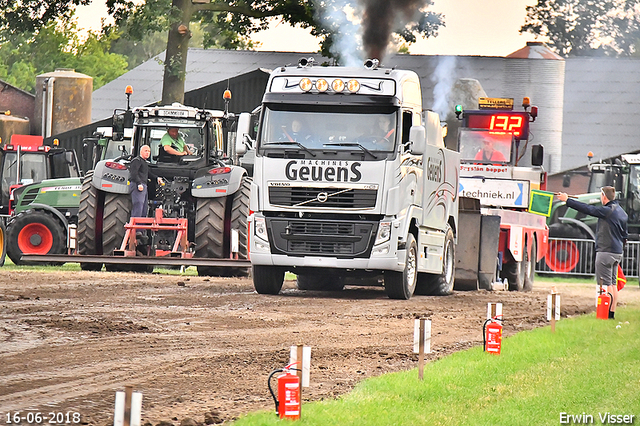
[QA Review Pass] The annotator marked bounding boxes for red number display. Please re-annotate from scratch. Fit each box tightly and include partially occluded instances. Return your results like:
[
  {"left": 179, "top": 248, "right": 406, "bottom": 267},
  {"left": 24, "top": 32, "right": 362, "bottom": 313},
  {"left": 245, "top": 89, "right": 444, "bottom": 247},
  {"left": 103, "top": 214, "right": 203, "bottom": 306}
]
[{"left": 464, "top": 111, "right": 529, "bottom": 140}]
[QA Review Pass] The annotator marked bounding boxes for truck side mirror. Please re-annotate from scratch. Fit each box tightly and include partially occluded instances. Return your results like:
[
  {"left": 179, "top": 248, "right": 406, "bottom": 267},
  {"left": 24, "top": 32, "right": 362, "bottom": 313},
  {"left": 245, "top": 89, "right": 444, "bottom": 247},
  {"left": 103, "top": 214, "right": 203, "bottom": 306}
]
[
  {"left": 531, "top": 144, "right": 544, "bottom": 166},
  {"left": 409, "top": 125, "right": 425, "bottom": 155},
  {"left": 235, "top": 112, "right": 252, "bottom": 155}
]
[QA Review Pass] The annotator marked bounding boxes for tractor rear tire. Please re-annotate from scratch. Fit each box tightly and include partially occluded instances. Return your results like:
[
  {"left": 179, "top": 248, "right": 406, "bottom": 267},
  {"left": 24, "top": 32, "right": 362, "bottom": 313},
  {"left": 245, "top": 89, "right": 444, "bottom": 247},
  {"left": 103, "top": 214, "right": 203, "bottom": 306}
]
[
  {"left": 102, "top": 193, "right": 132, "bottom": 272},
  {"left": 225, "top": 176, "right": 251, "bottom": 277},
  {"left": 77, "top": 171, "right": 103, "bottom": 271},
  {"left": 6, "top": 210, "right": 65, "bottom": 265},
  {"left": 195, "top": 196, "right": 226, "bottom": 276},
  {"left": 253, "top": 265, "right": 285, "bottom": 295},
  {"left": 415, "top": 226, "right": 456, "bottom": 296},
  {"left": 0, "top": 220, "right": 6, "bottom": 266}
]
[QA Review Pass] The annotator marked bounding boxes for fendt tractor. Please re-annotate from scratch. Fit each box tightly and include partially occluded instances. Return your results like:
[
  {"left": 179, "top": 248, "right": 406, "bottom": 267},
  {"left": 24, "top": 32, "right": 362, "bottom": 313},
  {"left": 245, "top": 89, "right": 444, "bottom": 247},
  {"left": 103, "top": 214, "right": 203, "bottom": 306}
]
[
  {"left": 456, "top": 97, "right": 549, "bottom": 291},
  {"left": 245, "top": 59, "right": 460, "bottom": 300},
  {"left": 72, "top": 102, "right": 251, "bottom": 275},
  {"left": 545, "top": 153, "right": 640, "bottom": 275},
  {"left": 0, "top": 135, "right": 80, "bottom": 265},
  {"left": 5, "top": 128, "right": 130, "bottom": 265}
]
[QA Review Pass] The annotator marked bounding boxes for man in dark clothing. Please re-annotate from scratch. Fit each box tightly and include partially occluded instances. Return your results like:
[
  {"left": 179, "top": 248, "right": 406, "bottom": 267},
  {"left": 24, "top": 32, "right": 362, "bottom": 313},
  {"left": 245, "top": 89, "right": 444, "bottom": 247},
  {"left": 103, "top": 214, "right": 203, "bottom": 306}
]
[
  {"left": 129, "top": 145, "right": 162, "bottom": 218},
  {"left": 556, "top": 186, "right": 628, "bottom": 319}
]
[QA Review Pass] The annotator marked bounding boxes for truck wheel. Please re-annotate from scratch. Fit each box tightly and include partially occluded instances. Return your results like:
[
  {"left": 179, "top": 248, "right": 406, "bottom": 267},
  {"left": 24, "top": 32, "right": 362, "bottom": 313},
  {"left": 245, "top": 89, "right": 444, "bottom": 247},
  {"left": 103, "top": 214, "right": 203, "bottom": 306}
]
[
  {"left": 502, "top": 253, "right": 525, "bottom": 291},
  {"left": 195, "top": 197, "right": 226, "bottom": 276},
  {"left": 0, "top": 221, "right": 6, "bottom": 266},
  {"left": 6, "top": 210, "right": 65, "bottom": 265},
  {"left": 77, "top": 171, "right": 103, "bottom": 271},
  {"left": 385, "top": 233, "right": 418, "bottom": 299},
  {"left": 102, "top": 193, "right": 132, "bottom": 272},
  {"left": 415, "top": 226, "right": 455, "bottom": 295},
  {"left": 253, "top": 265, "right": 285, "bottom": 294},
  {"left": 297, "top": 274, "right": 344, "bottom": 291},
  {"left": 523, "top": 240, "right": 536, "bottom": 291},
  {"left": 544, "top": 239, "right": 579, "bottom": 273}
]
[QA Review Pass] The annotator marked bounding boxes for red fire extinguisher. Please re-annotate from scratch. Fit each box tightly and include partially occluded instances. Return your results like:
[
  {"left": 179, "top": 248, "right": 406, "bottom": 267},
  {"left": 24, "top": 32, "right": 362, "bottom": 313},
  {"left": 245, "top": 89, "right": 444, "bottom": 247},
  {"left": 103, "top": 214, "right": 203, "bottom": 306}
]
[
  {"left": 483, "top": 316, "right": 503, "bottom": 355},
  {"left": 596, "top": 285, "right": 612, "bottom": 320},
  {"left": 268, "top": 362, "right": 301, "bottom": 420}
]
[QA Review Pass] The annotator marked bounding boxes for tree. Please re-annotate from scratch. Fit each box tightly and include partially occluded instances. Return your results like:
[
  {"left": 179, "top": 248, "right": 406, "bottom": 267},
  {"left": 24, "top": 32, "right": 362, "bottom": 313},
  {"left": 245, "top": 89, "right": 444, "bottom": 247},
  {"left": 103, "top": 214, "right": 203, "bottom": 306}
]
[
  {"left": 0, "top": 20, "right": 128, "bottom": 92},
  {"left": 521, "top": 0, "right": 640, "bottom": 57},
  {"left": 107, "top": 0, "right": 444, "bottom": 104}
]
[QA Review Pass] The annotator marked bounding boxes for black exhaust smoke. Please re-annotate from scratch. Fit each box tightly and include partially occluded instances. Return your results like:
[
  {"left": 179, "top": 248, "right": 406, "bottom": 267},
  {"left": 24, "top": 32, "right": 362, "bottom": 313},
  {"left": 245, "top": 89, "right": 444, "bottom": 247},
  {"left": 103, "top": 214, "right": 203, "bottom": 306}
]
[{"left": 361, "top": 0, "right": 431, "bottom": 62}]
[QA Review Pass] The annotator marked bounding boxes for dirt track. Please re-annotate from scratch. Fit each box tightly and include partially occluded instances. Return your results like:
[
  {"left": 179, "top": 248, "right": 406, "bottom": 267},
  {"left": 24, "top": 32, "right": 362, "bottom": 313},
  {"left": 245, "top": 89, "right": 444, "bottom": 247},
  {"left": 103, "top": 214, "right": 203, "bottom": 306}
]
[{"left": 1, "top": 270, "right": 638, "bottom": 425}]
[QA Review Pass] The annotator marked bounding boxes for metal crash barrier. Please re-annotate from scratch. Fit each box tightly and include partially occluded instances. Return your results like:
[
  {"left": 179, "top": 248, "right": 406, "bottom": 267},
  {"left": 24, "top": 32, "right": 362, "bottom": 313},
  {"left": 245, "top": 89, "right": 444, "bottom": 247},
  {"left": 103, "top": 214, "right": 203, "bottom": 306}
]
[{"left": 536, "top": 238, "right": 640, "bottom": 278}]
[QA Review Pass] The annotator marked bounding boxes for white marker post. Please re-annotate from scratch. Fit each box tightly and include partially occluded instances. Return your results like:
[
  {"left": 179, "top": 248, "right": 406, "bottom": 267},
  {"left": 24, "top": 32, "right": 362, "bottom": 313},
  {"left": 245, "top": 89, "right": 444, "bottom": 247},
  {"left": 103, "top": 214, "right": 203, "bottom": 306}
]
[
  {"left": 289, "top": 345, "right": 311, "bottom": 388},
  {"left": 487, "top": 303, "right": 503, "bottom": 320},
  {"left": 413, "top": 319, "right": 431, "bottom": 380},
  {"left": 547, "top": 292, "right": 561, "bottom": 332},
  {"left": 113, "top": 386, "right": 142, "bottom": 426}
]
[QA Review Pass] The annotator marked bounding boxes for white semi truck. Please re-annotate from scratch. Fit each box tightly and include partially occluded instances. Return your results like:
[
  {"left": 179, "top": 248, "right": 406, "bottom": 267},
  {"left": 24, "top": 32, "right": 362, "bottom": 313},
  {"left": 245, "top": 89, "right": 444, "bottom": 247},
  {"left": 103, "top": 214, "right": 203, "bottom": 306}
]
[{"left": 243, "top": 59, "right": 460, "bottom": 299}]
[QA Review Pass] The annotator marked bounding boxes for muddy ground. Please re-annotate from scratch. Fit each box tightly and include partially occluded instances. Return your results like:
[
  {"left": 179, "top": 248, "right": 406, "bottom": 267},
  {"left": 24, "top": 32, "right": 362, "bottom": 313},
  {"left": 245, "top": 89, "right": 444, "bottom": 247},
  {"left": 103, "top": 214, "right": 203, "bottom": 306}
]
[{"left": 1, "top": 270, "right": 638, "bottom": 425}]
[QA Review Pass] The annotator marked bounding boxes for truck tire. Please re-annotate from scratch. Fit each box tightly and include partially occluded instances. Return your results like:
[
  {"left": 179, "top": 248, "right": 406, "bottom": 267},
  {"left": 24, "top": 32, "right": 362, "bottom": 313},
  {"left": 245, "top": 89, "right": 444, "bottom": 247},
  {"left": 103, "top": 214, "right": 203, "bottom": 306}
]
[
  {"left": 6, "top": 210, "right": 65, "bottom": 265},
  {"left": 385, "top": 233, "right": 418, "bottom": 300},
  {"left": 297, "top": 274, "right": 344, "bottom": 291},
  {"left": 77, "top": 171, "right": 103, "bottom": 271},
  {"left": 0, "top": 221, "right": 6, "bottom": 266},
  {"left": 253, "top": 265, "right": 285, "bottom": 294},
  {"left": 102, "top": 193, "right": 133, "bottom": 272},
  {"left": 195, "top": 196, "right": 226, "bottom": 276},
  {"left": 415, "top": 226, "right": 455, "bottom": 296},
  {"left": 501, "top": 241, "right": 526, "bottom": 291},
  {"left": 523, "top": 240, "right": 536, "bottom": 291}
]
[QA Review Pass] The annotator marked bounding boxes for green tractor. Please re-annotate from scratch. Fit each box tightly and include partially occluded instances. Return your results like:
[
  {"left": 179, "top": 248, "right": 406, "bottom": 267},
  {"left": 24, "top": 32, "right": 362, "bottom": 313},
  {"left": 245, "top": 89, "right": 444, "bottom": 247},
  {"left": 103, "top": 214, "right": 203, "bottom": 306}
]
[
  {"left": 5, "top": 129, "right": 128, "bottom": 264},
  {"left": 544, "top": 154, "right": 640, "bottom": 274}
]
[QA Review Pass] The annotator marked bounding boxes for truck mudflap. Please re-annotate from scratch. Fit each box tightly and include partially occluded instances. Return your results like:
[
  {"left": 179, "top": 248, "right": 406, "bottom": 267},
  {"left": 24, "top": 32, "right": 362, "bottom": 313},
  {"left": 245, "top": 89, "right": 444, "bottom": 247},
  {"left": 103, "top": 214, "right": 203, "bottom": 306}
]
[
  {"left": 20, "top": 254, "right": 250, "bottom": 268},
  {"left": 486, "top": 208, "right": 549, "bottom": 263}
]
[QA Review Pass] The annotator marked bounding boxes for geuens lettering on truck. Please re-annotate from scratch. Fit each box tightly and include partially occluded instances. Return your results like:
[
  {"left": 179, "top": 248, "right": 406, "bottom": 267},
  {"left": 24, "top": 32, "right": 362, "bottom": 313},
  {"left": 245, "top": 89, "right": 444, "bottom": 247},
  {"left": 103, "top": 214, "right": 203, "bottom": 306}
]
[
  {"left": 284, "top": 160, "right": 362, "bottom": 182},
  {"left": 426, "top": 157, "right": 443, "bottom": 183}
]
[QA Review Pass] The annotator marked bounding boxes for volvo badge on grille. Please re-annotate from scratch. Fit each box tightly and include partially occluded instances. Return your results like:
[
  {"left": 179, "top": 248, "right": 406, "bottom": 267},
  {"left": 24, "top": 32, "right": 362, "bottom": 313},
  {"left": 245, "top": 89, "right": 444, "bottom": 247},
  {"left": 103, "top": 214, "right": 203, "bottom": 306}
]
[{"left": 316, "top": 192, "right": 328, "bottom": 203}]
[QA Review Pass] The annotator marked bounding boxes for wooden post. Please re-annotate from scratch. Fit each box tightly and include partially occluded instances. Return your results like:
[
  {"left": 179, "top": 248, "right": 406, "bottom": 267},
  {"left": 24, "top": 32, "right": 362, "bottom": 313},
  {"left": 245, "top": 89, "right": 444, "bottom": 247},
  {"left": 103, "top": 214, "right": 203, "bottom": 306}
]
[
  {"left": 418, "top": 320, "right": 425, "bottom": 380},
  {"left": 123, "top": 386, "right": 132, "bottom": 426}
]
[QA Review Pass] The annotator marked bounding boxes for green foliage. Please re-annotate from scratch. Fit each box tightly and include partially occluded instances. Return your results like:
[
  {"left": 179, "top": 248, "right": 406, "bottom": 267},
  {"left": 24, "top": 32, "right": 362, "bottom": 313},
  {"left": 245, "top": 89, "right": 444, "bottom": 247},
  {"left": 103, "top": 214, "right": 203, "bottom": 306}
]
[
  {"left": 521, "top": 0, "right": 640, "bottom": 57},
  {"left": 231, "top": 307, "right": 640, "bottom": 425},
  {"left": 0, "top": 20, "right": 128, "bottom": 93}
]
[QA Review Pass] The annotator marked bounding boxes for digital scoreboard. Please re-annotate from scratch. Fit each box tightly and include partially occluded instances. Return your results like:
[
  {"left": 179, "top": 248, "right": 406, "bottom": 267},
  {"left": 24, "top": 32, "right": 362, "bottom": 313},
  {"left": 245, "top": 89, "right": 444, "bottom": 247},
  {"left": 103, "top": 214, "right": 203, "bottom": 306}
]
[{"left": 463, "top": 110, "right": 531, "bottom": 140}]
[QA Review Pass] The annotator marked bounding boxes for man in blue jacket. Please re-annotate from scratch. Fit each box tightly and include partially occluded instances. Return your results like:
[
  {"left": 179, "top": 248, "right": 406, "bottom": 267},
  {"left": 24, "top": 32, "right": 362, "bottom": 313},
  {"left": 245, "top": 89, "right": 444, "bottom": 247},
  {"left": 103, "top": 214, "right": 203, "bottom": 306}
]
[{"left": 556, "top": 186, "right": 628, "bottom": 319}]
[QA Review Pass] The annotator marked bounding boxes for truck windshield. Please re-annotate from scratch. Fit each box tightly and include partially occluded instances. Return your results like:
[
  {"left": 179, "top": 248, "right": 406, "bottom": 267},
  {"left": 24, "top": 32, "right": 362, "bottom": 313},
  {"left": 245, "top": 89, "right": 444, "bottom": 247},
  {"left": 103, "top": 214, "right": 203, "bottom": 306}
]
[
  {"left": 259, "top": 107, "right": 397, "bottom": 152},
  {"left": 139, "top": 124, "right": 206, "bottom": 164},
  {"left": 459, "top": 129, "right": 512, "bottom": 164}
]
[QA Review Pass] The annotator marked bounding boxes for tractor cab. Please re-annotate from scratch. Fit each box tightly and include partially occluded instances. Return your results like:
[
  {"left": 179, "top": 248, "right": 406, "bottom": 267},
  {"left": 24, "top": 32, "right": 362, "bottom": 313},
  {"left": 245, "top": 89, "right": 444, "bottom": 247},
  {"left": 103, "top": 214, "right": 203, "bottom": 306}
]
[{"left": 0, "top": 135, "right": 80, "bottom": 216}]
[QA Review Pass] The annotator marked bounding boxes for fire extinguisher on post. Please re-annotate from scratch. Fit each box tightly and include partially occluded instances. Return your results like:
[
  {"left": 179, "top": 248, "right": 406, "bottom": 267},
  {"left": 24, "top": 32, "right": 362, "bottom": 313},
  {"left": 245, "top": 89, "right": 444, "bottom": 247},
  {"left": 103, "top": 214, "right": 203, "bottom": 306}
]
[
  {"left": 268, "top": 362, "right": 301, "bottom": 420},
  {"left": 596, "top": 284, "right": 613, "bottom": 320},
  {"left": 483, "top": 315, "right": 503, "bottom": 355}
]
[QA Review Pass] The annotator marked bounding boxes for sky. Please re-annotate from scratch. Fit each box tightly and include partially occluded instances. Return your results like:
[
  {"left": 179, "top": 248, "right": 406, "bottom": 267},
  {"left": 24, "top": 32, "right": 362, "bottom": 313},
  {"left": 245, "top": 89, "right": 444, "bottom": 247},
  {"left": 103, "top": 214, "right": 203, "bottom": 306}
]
[{"left": 76, "top": 0, "right": 540, "bottom": 57}]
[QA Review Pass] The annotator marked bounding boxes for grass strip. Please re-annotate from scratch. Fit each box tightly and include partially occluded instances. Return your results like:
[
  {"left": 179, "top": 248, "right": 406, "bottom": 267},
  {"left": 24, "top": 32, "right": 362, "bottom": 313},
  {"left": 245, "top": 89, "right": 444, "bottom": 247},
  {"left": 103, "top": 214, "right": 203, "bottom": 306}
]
[{"left": 232, "top": 307, "right": 640, "bottom": 426}]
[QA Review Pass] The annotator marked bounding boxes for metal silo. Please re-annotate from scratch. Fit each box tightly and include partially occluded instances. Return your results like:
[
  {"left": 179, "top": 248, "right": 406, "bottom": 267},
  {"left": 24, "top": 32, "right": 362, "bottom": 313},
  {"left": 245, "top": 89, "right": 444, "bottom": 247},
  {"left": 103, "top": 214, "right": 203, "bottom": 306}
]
[
  {"left": 34, "top": 69, "right": 93, "bottom": 138},
  {"left": 0, "top": 113, "right": 30, "bottom": 146},
  {"left": 504, "top": 42, "right": 565, "bottom": 173}
]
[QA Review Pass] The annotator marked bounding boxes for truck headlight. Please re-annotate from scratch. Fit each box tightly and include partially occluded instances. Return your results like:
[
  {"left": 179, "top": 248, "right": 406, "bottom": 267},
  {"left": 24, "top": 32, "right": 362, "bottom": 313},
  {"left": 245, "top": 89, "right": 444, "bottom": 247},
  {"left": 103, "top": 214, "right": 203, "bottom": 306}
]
[
  {"left": 375, "top": 221, "right": 391, "bottom": 245},
  {"left": 255, "top": 216, "right": 269, "bottom": 242}
]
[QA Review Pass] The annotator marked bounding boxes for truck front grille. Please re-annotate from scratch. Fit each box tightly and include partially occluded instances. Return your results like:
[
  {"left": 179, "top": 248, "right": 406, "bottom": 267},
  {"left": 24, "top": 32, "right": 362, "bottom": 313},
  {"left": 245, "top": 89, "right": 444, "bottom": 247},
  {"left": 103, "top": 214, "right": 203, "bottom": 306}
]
[
  {"left": 269, "top": 186, "right": 377, "bottom": 208},
  {"left": 267, "top": 217, "right": 377, "bottom": 258}
]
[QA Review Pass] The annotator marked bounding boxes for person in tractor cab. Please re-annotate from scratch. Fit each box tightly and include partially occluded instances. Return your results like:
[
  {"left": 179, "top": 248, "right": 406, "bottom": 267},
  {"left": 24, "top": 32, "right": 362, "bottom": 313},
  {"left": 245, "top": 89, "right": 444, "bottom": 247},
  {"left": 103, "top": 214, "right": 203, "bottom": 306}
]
[
  {"left": 129, "top": 145, "right": 162, "bottom": 218},
  {"left": 161, "top": 127, "right": 192, "bottom": 156},
  {"left": 474, "top": 138, "right": 507, "bottom": 162},
  {"left": 556, "top": 186, "right": 628, "bottom": 319}
]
